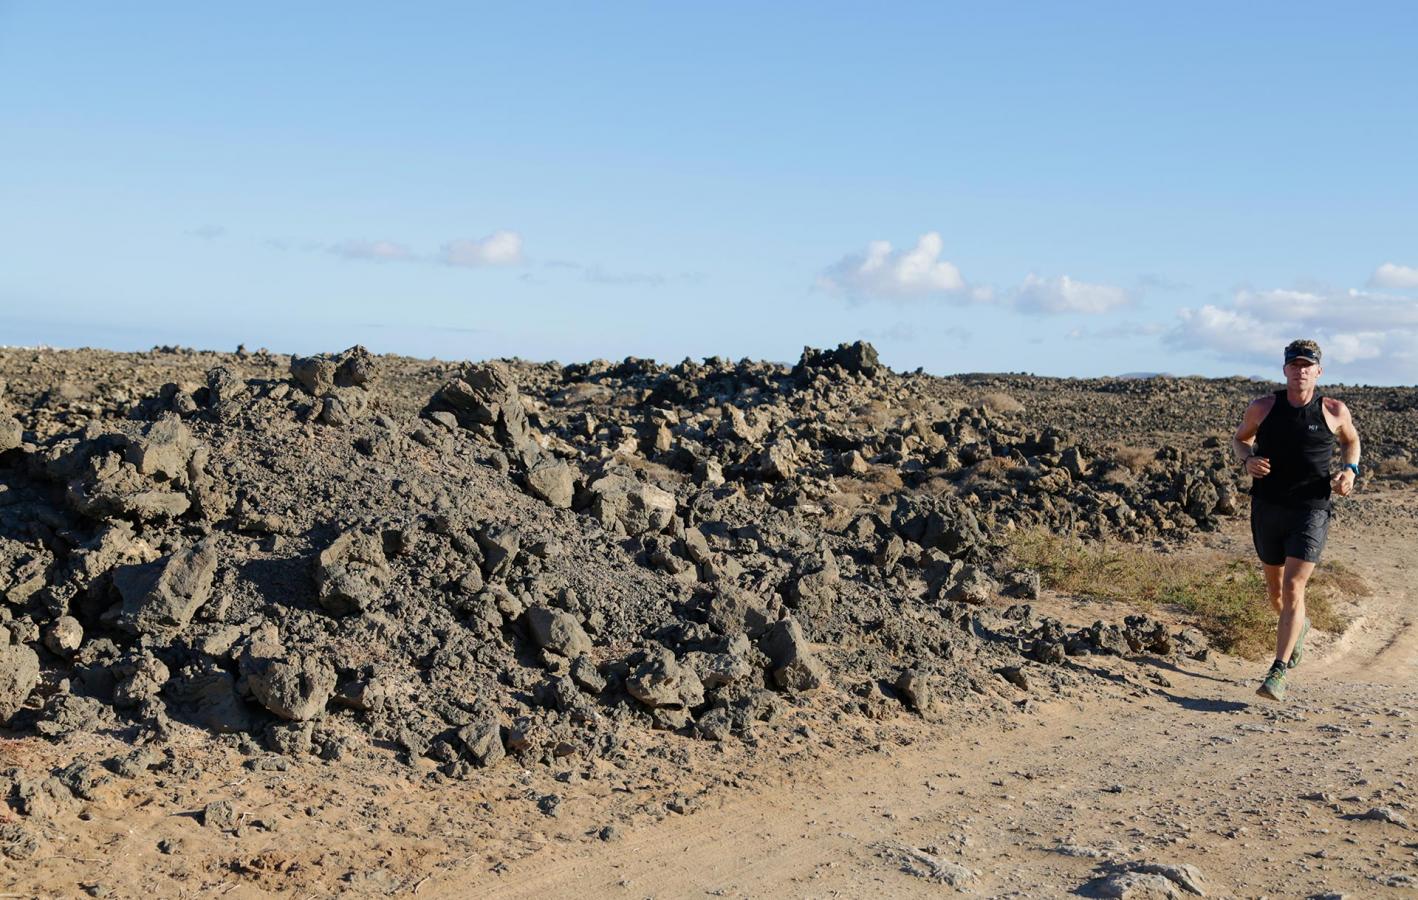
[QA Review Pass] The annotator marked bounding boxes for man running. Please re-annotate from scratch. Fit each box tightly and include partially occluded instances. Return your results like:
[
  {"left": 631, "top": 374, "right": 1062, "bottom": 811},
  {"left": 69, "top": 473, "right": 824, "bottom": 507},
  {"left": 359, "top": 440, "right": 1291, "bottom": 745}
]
[{"left": 1232, "top": 339, "right": 1361, "bottom": 701}]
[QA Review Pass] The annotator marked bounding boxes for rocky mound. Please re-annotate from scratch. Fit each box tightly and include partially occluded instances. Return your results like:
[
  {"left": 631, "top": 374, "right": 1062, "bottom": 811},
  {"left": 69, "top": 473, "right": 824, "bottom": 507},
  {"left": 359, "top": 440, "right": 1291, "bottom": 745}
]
[{"left": 0, "top": 342, "right": 1404, "bottom": 782}]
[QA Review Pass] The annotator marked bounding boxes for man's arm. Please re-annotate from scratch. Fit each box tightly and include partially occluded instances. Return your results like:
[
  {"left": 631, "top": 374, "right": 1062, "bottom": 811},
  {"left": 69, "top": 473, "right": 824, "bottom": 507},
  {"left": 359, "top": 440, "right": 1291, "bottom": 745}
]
[
  {"left": 1329, "top": 399, "right": 1361, "bottom": 496},
  {"left": 1233, "top": 397, "right": 1273, "bottom": 478}
]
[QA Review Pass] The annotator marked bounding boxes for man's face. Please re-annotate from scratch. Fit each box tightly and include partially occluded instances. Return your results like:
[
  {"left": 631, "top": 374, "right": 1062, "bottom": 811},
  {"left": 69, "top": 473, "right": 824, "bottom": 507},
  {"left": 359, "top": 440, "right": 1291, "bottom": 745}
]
[{"left": 1284, "top": 358, "right": 1321, "bottom": 388}]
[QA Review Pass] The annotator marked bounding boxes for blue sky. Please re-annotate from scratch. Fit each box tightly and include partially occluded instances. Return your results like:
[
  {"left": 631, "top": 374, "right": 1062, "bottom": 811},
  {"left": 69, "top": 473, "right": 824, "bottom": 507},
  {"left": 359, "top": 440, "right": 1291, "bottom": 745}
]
[{"left": 3, "top": 2, "right": 1416, "bottom": 383}]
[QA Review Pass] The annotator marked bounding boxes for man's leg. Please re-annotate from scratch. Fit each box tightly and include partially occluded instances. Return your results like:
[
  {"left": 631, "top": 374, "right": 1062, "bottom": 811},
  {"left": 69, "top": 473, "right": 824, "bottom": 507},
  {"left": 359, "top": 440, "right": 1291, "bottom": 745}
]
[
  {"left": 1263, "top": 564, "right": 1283, "bottom": 614},
  {"left": 1275, "top": 557, "right": 1315, "bottom": 664}
]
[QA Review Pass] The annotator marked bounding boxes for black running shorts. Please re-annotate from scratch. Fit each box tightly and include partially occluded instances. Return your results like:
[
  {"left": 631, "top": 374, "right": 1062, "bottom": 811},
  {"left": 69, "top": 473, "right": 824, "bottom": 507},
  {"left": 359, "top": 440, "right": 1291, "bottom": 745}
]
[{"left": 1249, "top": 495, "right": 1330, "bottom": 566}]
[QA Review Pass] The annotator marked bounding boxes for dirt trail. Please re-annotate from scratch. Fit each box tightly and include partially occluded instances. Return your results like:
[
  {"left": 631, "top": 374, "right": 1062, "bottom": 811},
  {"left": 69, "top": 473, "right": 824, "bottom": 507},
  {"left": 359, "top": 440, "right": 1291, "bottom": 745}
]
[{"left": 437, "top": 492, "right": 1418, "bottom": 898}]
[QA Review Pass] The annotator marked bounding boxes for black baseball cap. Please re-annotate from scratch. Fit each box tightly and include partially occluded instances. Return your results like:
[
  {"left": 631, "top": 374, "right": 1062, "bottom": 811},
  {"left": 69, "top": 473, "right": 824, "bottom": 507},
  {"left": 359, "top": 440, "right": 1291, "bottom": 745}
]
[{"left": 1284, "top": 339, "right": 1321, "bottom": 364}]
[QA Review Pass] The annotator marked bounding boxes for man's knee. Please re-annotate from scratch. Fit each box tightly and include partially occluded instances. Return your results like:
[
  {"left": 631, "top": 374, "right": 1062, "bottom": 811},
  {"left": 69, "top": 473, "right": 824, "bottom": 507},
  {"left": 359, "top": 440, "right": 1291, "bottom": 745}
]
[{"left": 1280, "top": 575, "right": 1310, "bottom": 607}]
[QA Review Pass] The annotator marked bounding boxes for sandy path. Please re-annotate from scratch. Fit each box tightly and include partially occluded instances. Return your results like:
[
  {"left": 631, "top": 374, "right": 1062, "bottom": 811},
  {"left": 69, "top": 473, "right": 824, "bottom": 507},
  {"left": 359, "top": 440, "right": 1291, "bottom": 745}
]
[{"left": 435, "top": 492, "right": 1418, "bottom": 898}]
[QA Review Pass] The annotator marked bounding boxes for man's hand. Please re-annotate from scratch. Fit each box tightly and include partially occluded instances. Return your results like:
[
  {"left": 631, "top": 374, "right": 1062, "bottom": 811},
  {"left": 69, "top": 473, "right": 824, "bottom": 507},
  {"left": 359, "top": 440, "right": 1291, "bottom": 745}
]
[
  {"left": 1245, "top": 455, "right": 1271, "bottom": 478},
  {"left": 1331, "top": 468, "right": 1356, "bottom": 496}
]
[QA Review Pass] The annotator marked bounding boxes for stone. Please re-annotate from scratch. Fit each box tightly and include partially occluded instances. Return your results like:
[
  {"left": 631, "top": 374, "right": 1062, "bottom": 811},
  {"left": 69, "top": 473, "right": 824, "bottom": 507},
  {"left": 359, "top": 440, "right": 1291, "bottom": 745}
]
[
  {"left": 241, "top": 650, "right": 336, "bottom": 721},
  {"left": 475, "top": 524, "right": 521, "bottom": 581},
  {"left": 871, "top": 840, "right": 975, "bottom": 887},
  {"left": 788, "top": 549, "right": 839, "bottom": 617},
  {"left": 113, "top": 539, "right": 218, "bottom": 636},
  {"left": 202, "top": 800, "right": 239, "bottom": 830},
  {"left": 895, "top": 668, "right": 933, "bottom": 712},
  {"left": 587, "top": 474, "right": 676, "bottom": 535},
  {"left": 694, "top": 458, "right": 725, "bottom": 487},
  {"left": 121, "top": 416, "right": 195, "bottom": 480},
  {"left": 525, "top": 458, "right": 576, "bottom": 509},
  {"left": 1354, "top": 806, "right": 1409, "bottom": 828},
  {"left": 457, "top": 720, "right": 505, "bottom": 767},
  {"left": 838, "top": 449, "right": 871, "bottom": 475},
  {"left": 939, "top": 564, "right": 998, "bottom": 605},
  {"left": 290, "top": 356, "right": 337, "bottom": 396},
  {"left": 760, "top": 617, "right": 827, "bottom": 693},
  {"left": 1085, "top": 872, "right": 1183, "bottom": 899},
  {"left": 524, "top": 606, "right": 593, "bottom": 658},
  {"left": 111, "top": 651, "right": 170, "bottom": 707},
  {"left": 0, "top": 643, "right": 40, "bottom": 723},
  {"left": 1127, "top": 863, "right": 1209, "bottom": 895},
  {"left": 43, "top": 615, "right": 83, "bottom": 655},
  {"left": 626, "top": 647, "right": 704, "bottom": 709},
  {"left": 796, "top": 341, "right": 881, "bottom": 377},
  {"left": 570, "top": 655, "right": 606, "bottom": 694},
  {"left": 264, "top": 721, "right": 314, "bottom": 756},
  {"left": 314, "top": 528, "right": 389, "bottom": 616},
  {"left": 705, "top": 586, "right": 777, "bottom": 639},
  {"left": 0, "top": 415, "right": 22, "bottom": 452},
  {"left": 35, "top": 693, "right": 103, "bottom": 738},
  {"left": 426, "top": 362, "right": 539, "bottom": 462}
]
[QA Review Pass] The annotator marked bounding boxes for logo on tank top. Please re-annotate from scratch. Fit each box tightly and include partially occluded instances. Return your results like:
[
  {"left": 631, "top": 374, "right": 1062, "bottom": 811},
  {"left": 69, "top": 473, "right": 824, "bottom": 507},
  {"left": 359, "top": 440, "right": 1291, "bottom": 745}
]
[{"left": 1308, "top": 424, "right": 1321, "bottom": 431}]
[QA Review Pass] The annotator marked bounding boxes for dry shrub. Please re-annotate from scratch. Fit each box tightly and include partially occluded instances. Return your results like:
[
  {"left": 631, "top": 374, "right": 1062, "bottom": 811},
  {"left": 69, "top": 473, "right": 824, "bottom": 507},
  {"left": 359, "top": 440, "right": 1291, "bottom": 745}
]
[
  {"left": 1111, "top": 446, "right": 1155, "bottom": 473},
  {"left": 1369, "top": 456, "right": 1418, "bottom": 479},
  {"left": 981, "top": 391, "right": 1025, "bottom": 414},
  {"left": 1005, "top": 528, "right": 1357, "bottom": 660},
  {"left": 846, "top": 400, "right": 896, "bottom": 431}
]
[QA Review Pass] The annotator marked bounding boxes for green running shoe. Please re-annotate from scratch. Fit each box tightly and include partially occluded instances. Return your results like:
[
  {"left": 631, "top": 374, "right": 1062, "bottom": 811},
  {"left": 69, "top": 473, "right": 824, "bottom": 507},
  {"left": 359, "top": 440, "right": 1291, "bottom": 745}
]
[
  {"left": 1288, "top": 617, "right": 1312, "bottom": 669},
  {"left": 1257, "top": 664, "right": 1287, "bottom": 701}
]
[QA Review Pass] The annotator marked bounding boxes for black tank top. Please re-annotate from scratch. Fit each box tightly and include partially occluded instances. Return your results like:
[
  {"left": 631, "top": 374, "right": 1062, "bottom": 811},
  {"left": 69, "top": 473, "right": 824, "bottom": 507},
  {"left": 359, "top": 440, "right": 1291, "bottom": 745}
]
[{"left": 1251, "top": 390, "right": 1335, "bottom": 509}]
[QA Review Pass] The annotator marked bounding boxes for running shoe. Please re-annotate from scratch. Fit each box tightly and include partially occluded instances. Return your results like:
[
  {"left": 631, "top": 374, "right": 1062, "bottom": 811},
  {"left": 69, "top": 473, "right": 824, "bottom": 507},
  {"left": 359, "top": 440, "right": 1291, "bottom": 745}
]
[{"left": 1256, "top": 663, "right": 1287, "bottom": 701}]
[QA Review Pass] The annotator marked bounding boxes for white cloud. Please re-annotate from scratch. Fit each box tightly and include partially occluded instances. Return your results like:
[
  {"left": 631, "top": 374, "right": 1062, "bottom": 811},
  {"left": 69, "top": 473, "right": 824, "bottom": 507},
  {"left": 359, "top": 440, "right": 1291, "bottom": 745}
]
[
  {"left": 1168, "top": 305, "right": 1285, "bottom": 361},
  {"left": 1370, "top": 262, "right": 1418, "bottom": 290},
  {"left": 818, "top": 232, "right": 967, "bottom": 298},
  {"left": 1013, "top": 274, "right": 1130, "bottom": 314},
  {"left": 441, "top": 230, "right": 524, "bottom": 267},
  {"left": 1235, "top": 287, "right": 1418, "bottom": 330},
  {"left": 1168, "top": 285, "right": 1418, "bottom": 381},
  {"left": 331, "top": 239, "right": 416, "bottom": 262}
]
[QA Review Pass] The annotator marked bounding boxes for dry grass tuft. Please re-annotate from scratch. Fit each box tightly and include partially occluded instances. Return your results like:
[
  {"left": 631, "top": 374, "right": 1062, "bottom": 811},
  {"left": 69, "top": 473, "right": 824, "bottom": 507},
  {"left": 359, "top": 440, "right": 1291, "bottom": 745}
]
[
  {"left": 1110, "top": 446, "right": 1156, "bottom": 473},
  {"left": 1369, "top": 456, "right": 1418, "bottom": 480},
  {"left": 1005, "top": 528, "right": 1360, "bottom": 659},
  {"left": 980, "top": 392, "right": 1025, "bottom": 414}
]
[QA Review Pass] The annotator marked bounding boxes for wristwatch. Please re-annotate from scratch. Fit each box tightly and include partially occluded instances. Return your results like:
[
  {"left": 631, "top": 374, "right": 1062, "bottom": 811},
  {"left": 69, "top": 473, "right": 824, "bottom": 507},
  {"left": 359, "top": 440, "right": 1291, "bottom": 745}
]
[{"left": 1342, "top": 462, "right": 1359, "bottom": 475}]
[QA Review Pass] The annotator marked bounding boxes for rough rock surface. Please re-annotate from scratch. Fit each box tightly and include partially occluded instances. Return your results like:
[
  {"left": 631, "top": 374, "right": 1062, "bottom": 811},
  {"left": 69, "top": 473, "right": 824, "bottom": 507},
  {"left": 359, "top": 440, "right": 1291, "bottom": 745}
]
[{"left": 0, "top": 340, "right": 1409, "bottom": 785}]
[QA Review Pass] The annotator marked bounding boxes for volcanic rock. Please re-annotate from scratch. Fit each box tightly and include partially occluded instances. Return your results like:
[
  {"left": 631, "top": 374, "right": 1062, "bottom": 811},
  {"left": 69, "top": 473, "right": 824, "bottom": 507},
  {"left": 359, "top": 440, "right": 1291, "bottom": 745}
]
[
  {"left": 0, "top": 643, "right": 40, "bottom": 723},
  {"left": 760, "top": 617, "right": 827, "bottom": 693},
  {"left": 112, "top": 540, "right": 217, "bottom": 636}
]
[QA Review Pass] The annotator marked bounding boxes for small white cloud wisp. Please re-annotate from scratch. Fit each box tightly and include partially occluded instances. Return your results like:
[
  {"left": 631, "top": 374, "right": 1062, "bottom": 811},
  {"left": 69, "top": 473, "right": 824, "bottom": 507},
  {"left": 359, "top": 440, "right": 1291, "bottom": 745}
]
[
  {"left": 330, "top": 239, "right": 416, "bottom": 262},
  {"left": 441, "top": 230, "right": 524, "bottom": 267}
]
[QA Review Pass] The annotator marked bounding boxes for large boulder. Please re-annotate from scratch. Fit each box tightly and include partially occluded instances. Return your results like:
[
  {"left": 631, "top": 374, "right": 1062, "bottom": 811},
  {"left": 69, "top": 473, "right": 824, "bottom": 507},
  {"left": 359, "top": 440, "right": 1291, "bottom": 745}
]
[
  {"left": 794, "top": 341, "right": 882, "bottom": 378},
  {"left": 587, "top": 474, "right": 675, "bottom": 535},
  {"left": 425, "top": 362, "right": 539, "bottom": 463},
  {"left": 0, "top": 643, "right": 40, "bottom": 724},
  {"left": 113, "top": 539, "right": 218, "bottom": 636},
  {"left": 290, "top": 346, "right": 377, "bottom": 396}
]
